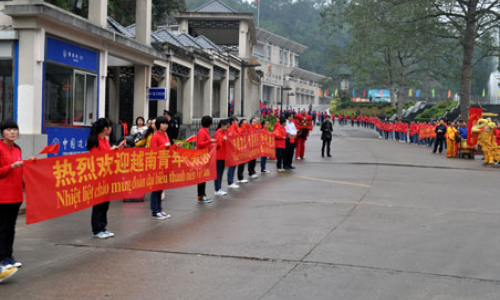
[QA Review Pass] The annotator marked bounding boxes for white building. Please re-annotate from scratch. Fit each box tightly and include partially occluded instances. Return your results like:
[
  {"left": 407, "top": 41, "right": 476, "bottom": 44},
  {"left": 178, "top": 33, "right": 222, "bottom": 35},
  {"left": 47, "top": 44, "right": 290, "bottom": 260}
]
[{"left": 254, "top": 28, "right": 326, "bottom": 108}]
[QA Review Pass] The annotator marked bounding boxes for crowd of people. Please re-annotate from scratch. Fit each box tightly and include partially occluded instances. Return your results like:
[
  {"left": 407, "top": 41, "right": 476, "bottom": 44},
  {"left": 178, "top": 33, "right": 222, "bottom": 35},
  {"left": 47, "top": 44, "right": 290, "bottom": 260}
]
[{"left": 0, "top": 108, "right": 334, "bottom": 283}]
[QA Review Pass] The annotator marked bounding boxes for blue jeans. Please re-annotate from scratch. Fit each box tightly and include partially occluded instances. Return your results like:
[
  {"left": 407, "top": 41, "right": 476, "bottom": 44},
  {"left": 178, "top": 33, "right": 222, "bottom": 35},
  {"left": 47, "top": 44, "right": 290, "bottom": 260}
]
[
  {"left": 214, "top": 160, "right": 225, "bottom": 191},
  {"left": 260, "top": 157, "right": 267, "bottom": 171},
  {"left": 150, "top": 190, "right": 163, "bottom": 215},
  {"left": 227, "top": 166, "right": 236, "bottom": 185}
]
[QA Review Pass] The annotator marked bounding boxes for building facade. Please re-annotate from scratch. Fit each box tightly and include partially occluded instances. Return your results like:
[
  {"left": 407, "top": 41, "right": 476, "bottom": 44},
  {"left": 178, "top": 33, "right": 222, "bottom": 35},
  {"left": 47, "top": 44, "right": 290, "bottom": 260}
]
[{"left": 255, "top": 28, "right": 325, "bottom": 107}]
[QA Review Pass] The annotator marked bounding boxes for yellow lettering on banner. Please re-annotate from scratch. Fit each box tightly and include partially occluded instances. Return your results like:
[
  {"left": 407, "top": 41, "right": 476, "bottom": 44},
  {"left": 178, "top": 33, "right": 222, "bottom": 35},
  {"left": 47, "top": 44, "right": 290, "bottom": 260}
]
[
  {"left": 130, "top": 151, "right": 145, "bottom": 172},
  {"left": 187, "top": 171, "right": 196, "bottom": 180},
  {"left": 114, "top": 152, "right": 131, "bottom": 174},
  {"left": 53, "top": 159, "right": 77, "bottom": 188},
  {"left": 111, "top": 180, "right": 132, "bottom": 193},
  {"left": 145, "top": 150, "right": 157, "bottom": 171},
  {"left": 96, "top": 154, "right": 114, "bottom": 178},
  {"left": 172, "top": 152, "right": 184, "bottom": 168},
  {"left": 56, "top": 187, "right": 81, "bottom": 209},
  {"left": 82, "top": 184, "right": 94, "bottom": 204},
  {"left": 157, "top": 150, "right": 170, "bottom": 170},
  {"left": 75, "top": 156, "right": 98, "bottom": 183}
]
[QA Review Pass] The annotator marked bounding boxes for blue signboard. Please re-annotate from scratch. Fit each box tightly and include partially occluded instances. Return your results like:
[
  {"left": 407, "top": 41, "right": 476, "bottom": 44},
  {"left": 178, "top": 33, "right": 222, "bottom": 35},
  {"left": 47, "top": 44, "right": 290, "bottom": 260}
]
[
  {"left": 46, "top": 127, "right": 91, "bottom": 157},
  {"left": 46, "top": 37, "right": 98, "bottom": 72},
  {"left": 148, "top": 88, "right": 167, "bottom": 100}
]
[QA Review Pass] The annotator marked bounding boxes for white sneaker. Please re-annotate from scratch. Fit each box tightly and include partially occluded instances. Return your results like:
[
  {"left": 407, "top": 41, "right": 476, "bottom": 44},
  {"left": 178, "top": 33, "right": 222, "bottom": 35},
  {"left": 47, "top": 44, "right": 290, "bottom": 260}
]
[
  {"left": 216, "top": 190, "right": 228, "bottom": 196},
  {"left": 152, "top": 213, "right": 167, "bottom": 220},
  {"left": 237, "top": 179, "right": 249, "bottom": 183},
  {"left": 160, "top": 212, "right": 171, "bottom": 219},
  {"left": 103, "top": 231, "right": 115, "bottom": 238},
  {"left": 250, "top": 174, "right": 259, "bottom": 179},
  {"left": 228, "top": 183, "right": 240, "bottom": 189}
]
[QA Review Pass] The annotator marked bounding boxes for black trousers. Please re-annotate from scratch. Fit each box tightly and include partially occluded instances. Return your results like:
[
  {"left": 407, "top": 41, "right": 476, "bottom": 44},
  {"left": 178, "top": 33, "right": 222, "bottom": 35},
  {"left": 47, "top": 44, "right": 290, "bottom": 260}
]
[
  {"left": 322, "top": 139, "right": 332, "bottom": 156},
  {"left": 433, "top": 138, "right": 445, "bottom": 153},
  {"left": 248, "top": 159, "right": 256, "bottom": 176},
  {"left": 237, "top": 163, "right": 246, "bottom": 180},
  {"left": 276, "top": 148, "right": 284, "bottom": 169},
  {"left": 284, "top": 139, "right": 295, "bottom": 168},
  {"left": 91, "top": 201, "right": 110, "bottom": 235},
  {"left": 0, "top": 202, "right": 21, "bottom": 261},
  {"left": 197, "top": 182, "right": 206, "bottom": 197}
]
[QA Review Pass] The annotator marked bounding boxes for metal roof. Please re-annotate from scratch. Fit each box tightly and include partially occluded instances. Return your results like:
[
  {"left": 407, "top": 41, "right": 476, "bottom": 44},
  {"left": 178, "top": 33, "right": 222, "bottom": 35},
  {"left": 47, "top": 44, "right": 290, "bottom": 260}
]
[
  {"left": 177, "top": 33, "right": 203, "bottom": 49},
  {"left": 106, "top": 17, "right": 134, "bottom": 38},
  {"left": 195, "top": 35, "right": 222, "bottom": 52},
  {"left": 256, "top": 28, "right": 308, "bottom": 54},
  {"left": 153, "top": 28, "right": 185, "bottom": 47},
  {"left": 284, "top": 66, "right": 326, "bottom": 82},
  {"left": 193, "top": 0, "right": 237, "bottom": 13}
]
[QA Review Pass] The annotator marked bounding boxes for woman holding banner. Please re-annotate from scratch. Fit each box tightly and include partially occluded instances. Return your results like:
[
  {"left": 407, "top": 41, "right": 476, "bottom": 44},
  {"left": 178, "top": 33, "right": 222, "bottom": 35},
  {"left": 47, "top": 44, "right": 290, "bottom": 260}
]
[
  {"left": 0, "top": 120, "right": 24, "bottom": 272},
  {"left": 197, "top": 116, "right": 216, "bottom": 203},
  {"left": 214, "top": 119, "right": 230, "bottom": 196},
  {"left": 237, "top": 119, "right": 250, "bottom": 183},
  {"left": 149, "top": 116, "right": 173, "bottom": 219},
  {"left": 274, "top": 118, "right": 287, "bottom": 172},
  {"left": 260, "top": 120, "right": 271, "bottom": 173},
  {"left": 247, "top": 118, "right": 260, "bottom": 179},
  {"left": 87, "top": 118, "right": 125, "bottom": 239},
  {"left": 227, "top": 117, "right": 240, "bottom": 189}
]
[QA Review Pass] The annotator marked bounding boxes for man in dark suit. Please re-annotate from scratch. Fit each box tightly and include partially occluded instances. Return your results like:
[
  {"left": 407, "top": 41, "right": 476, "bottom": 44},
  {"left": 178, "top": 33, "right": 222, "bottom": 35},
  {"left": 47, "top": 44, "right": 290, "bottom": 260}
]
[
  {"left": 164, "top": 110, "right": 179, "bottom": 143},
  {"left": 321, "top": 115, "right": 334, "bottom": 157}
]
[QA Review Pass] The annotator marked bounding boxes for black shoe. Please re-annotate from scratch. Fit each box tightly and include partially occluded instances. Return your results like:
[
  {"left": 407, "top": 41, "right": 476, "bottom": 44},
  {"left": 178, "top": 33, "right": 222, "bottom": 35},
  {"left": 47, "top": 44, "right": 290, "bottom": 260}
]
[
  {"left": 327, "top": 154, "right": 332, "bottom": 157},
  {"left": 289, "top": 166, "right": 296, "bottom": 169},
  {"left": 322, "top": 154, "right": 324, "bottom": 157}
]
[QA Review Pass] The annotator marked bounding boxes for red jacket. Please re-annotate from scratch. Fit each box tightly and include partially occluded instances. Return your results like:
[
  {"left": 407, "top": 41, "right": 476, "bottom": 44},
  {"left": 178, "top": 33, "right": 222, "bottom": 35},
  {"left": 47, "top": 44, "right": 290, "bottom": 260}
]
[
  {"left": 0, "top": 141, "right": 23, "bottom": 203},
  {"left": 214, "top": 129, "right": 228, "bottom": 160},
  {"left": 90, "top": 136, "right": 111, "bottom": 153},
  {"left": 197, "top": 127, "right": 212, "bottom": 150},
  {"left": 150, "top": 131, "right": 170, "bottom": 149},
  {"left": 273, "top": 123, "right": 286, "bottom": 149}
]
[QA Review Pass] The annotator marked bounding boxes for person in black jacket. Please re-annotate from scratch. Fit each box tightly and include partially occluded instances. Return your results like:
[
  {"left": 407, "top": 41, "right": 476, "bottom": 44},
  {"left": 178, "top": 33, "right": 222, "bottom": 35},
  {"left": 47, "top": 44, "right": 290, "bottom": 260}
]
[
  {"left": 321, "top": 115, "right": 334, "bottom": 157},
  {"left": 433, "top": 119, "right": 447, "bottom": 154},
  {"left": 164, "top": 110, "right": 179, "bottom": 143}
]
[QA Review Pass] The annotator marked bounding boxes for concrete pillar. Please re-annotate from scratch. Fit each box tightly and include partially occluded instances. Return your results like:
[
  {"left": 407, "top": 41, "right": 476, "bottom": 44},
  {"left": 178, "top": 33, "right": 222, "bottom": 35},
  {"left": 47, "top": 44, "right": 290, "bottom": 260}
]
[
  {"left": 219, "top": 69, "right": 229, "bottom": 118},
  {"left": 157, "top": 64, "right": 171, "bottom": 117},
  {"left": 202, "top": 69, "right": 213, "bottom": 116},
  {"left": 178, "top": 20, "right": 189, "bottom": 34},
  {"left": 108, "top": 67, "right": 120, "bottom": 124},
  {"left": 136, "top": 0, "right": 152, "bottom": 45},
  {"left": 233, "top": 75, "right": 241, "bottom": 117},
  {"left": 98, "top": 50, "right": 107, "bottom": 119},
  {"left": 88, "top": 0, "right": 108, "bottom": 27},
  {"left": 238, "top": 20, "right": 249, "bottom": 58},
  {"left": 17, "top": 29, "right": 44, "bottom": 134},
  {"left": 181, "top": 68, "right": 194, "bottom": 125},
  {"left": 133, "top": 65, "right": 150, "bottom": 120}
]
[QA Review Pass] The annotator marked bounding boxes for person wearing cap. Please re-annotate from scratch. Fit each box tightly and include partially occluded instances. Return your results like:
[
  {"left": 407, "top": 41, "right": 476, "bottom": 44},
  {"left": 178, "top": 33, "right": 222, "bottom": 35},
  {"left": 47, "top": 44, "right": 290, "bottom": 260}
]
[{"left": 163, "top": 110, "right": 179, "bottom": 143}]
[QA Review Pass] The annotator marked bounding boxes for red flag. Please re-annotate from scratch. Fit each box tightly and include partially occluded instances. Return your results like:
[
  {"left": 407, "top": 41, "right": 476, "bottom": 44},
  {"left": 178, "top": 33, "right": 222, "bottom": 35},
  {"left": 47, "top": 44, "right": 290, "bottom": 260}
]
[
  {"left": 35, "top": 144, "right": 60, "bottom": 157},
  {"left": 256, "top": 0, "right": 259, "bottom": 6},
  {"left": 186, "top": 135, "right": 197, "bottom": 143},
  {"left": 467, "top": 108, "right": 483, "bottom": 146},
  {"left": 120, "top": 120, "right": 129, "bottom": 136},
  {"left": 363, "top": 90, "right": 366, "bottom": 97}
]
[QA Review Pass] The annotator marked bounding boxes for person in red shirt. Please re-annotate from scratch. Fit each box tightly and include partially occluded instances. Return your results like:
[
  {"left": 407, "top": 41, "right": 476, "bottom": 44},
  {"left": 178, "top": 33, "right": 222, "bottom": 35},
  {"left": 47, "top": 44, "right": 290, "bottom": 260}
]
[
  {"left": 226, "top": 117, "right": 240, "bottom": 189},
  {"left": 214, "top": 119, "right": 230, "bottom": 196},
  {"left": 236, "top": 119, "right": 250, "bottom": 183},
  {"left": 149, "top": 116, "right": 173, "bottom": 219},
  {"left": 196, "top": 116, "right": 217, "bottom": 203},
  {"left": 247, "top": 118, "right": 260, "bottom": 179},
  {"left": 260, "top": 120, "right": 272, "bottom": 173},
  {"left": 273, "top": 118, "right": 287, "bottom": 171},
  {"left": 0, "top": 120, "right": 25, "bottom": 273},
  {"left": 86, "top": 118, "right": 125, "bottom": 239}
]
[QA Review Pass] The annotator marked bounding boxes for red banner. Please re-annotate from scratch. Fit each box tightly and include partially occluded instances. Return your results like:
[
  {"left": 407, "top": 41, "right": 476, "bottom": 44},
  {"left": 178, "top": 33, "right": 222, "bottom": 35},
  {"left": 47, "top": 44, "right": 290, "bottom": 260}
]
[
  {"left": 225, "top": 131, "right": 275, "bottom": 167},
  {"left": 23, "top": 146, "right": 217, "bottom": 224},
  {"left": 260, "top": 130, "right": 276, "bottom": 159},
  {"left": 467, "top": 108, "right": 483, "bottom": 146}
]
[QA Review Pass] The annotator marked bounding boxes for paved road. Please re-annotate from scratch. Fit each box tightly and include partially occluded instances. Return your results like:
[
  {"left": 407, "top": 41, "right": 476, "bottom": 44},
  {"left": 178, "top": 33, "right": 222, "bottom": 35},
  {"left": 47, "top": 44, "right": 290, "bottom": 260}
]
[{"left": 2, "top": 125, "right": 500, "bottom": 299}]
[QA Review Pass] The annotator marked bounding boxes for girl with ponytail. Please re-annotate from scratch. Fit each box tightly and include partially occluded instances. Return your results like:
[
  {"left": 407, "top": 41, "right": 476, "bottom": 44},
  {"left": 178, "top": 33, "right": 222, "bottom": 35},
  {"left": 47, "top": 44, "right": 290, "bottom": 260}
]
[{"left": 87, "top": 118, "right": 125, "bottom": 239}]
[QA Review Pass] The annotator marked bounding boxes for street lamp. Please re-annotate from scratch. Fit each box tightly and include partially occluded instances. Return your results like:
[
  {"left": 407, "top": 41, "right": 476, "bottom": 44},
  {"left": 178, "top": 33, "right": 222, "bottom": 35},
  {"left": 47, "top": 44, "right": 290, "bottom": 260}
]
[
  {"left": 240, "top": 58, "right": 261, "bottom": 117},
  {"left": 281, "top": 86, "right": 292, "bottom": 117}
]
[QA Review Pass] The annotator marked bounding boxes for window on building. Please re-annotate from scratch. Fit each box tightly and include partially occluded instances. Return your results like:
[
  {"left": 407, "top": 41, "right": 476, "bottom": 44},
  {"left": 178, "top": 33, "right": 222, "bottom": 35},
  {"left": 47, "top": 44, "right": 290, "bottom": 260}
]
[
  {"left": 0, "top": 59, "right": 13, "bottom": 122},
  {"left": 290, "top": 53, "right": 293, "bottom": 66},
  {"left": 279, "top": 47, "right": 283, "bottom": 65},
  {"left": 284, "top": 50, "right": 288, "bottom": 66},
  {"left": 44, "top": 64, "right": 97, "bottom": 127},
  {"left": 267, "top": 45, "right": 271, "bottom": 61}
]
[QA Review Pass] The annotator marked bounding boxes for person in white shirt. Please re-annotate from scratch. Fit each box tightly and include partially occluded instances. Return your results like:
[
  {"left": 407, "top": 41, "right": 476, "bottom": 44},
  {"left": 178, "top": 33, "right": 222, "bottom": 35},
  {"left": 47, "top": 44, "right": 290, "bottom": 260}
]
[
  {"left": 284, "top": 113, "right": 298, "bottom": 169},
  {"left": 131, "top": 117, "right": 148, "bottom": 141}
]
